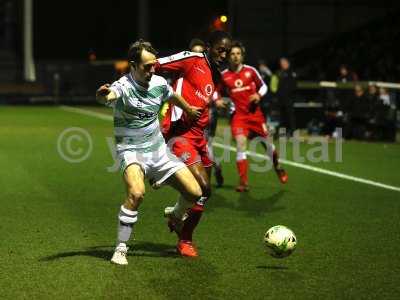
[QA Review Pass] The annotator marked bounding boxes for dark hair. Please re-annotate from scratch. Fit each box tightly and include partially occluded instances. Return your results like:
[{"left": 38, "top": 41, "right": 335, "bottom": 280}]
[
  {"left": 207, "top": 30, "right": 232, "bottom": 47},
  {"left": 127, "top": 39, "right": 158, "bottom": 64},
  {"left": 230, "top": 40, "right": 246, "bottom": 56},
  {"left": 189, "top": 38, "right": 206, "bottom": 51}
]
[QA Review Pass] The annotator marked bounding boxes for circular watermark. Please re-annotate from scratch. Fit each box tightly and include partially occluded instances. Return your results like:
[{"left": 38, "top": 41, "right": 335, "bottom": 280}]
[{"left": 57, "top": 127, "right": 93, "bottom": 163}]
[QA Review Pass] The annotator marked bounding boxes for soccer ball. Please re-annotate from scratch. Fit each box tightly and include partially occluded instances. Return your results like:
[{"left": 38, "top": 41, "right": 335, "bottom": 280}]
[{"left": 263, "top": 225, "right": 297, "bottom": 258}]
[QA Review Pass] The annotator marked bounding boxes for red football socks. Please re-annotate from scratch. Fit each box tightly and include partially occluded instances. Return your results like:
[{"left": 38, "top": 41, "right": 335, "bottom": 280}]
[
  {"left": 236, "top": 159, "right": 248, "bottom": 184},
  {"left": 180, "top": 208, "right": 203, "bottom": 241},
  {"left": 272, "top": 150, "right": 279, "bottom": 169}
]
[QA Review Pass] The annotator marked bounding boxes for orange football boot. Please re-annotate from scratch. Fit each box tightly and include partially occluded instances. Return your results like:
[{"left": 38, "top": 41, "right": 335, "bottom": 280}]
[
  {"left": 275, "top": 167, "right": 288, "bottom": 184},
  {"left": 177, "top": 240, "right": 198, "bottom": 257}
]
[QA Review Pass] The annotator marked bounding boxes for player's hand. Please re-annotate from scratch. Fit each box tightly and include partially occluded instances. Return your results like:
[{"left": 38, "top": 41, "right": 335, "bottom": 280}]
[
  {"left": 215, "top": 99, "right": 227, "bottom": 109},
  {"left": 96, "top": 84, "right": 111, "bottom": 98},
  {"left": 187, "top": 106, "right": 202, "bottom": 120},
  {"left": 249, "top": 93, "right": 261, "bottom": 104}
]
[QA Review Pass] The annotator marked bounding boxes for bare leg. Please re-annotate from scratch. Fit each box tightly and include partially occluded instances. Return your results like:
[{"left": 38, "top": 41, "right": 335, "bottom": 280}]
[
  {"left": 116, "top": 164, "right": 145, "bottom": 245},
  {"left": 235, "top": 134, "right": 249, "bottom": 191},
  {"left": 166, "top": 167, "right": 202, "bottom": 220},
  {"left": 260, "top": 138, "right": 288, "bottom": 184},
  {"left": 180, "top": 162, "right": 211, "bottom": 242},
  {"left": 111, "top": 164, "right": 145, "bottom": 265}
]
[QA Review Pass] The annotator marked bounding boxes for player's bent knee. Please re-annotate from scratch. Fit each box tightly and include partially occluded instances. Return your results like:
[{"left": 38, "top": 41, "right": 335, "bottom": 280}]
[
  {"left": 236, "top": 141, "right": 247, "bottom": 152},
  {"left": 127, "top": 190, "right": 145, "bottom": 206},
  {"left": 235, "top": 135, "right": 247, "bottom": 152}
]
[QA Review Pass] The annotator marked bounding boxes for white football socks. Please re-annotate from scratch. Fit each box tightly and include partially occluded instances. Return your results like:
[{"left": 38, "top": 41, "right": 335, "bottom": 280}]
[{"left": 117, "top": 205, "right": 138, "bottom": 245}]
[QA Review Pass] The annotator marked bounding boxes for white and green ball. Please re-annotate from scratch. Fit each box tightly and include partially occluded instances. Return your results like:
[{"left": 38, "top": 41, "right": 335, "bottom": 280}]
[{"left": 264, "top": 225, "right": 297, "bottom": 258}]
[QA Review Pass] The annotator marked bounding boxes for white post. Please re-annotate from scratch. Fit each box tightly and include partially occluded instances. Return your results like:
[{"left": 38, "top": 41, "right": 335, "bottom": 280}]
[
  {"left": 138, "top": 0, "right": 148, "bottom": 39},
  {"left": 23, "top": 0, "right": 36, "bottom": 82}
]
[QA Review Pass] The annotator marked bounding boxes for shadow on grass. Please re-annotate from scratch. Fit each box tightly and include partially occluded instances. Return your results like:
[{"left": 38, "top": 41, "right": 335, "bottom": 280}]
[
  {"left": 212, "top": 183, "right": 237, "bottom": 190},
  {"left": 237, "top": 190, "right": 286, "bottom": 217},
  {"left": 206, "top": 191, "right": 236, "bottom": 212},
  {"left": 207, "top": 189, "right": 286, "bottom": 218},
  {"left": 150, "top": 258, "right": 221, "bottom": 298},
  {"left": 256, "top": 265, "right": 289, "bottom": 270},
  {"left": 39, "top": 241, "right": 178, "bottom": 262}
]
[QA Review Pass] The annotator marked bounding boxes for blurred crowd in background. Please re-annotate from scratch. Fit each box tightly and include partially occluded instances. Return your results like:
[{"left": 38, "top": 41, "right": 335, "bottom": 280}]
[
  {"left": 255, "top": 59, "right": 397, "bottom": 142},
  {"left": 1, "top": 0, "right": 398, "bottom": 142}
]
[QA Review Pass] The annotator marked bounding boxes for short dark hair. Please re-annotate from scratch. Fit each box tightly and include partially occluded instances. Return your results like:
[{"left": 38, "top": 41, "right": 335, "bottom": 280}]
[
  {"left": 189, "top": 38, "right": 205, "bottom": 51},
  {"left": 207, "top": 30, "right": 232, "bottom": 47},
  {"left": 127, "top": 39, "right": 157, "bottom": 64},
  {"left": 230, "top": 40, "right": 246, "bottom": 56}
]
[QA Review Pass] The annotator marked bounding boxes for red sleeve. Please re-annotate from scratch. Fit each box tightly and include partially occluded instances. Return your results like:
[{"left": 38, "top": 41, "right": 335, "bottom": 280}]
[
  {"left": 248, "top": 66, "right": 267, "bottom": 96},
  {"left": 155, "top": 51, "right": 203, "bottom": 76},
  {"left": 249, "top": 66, "right": 266, "bottom": 91}
]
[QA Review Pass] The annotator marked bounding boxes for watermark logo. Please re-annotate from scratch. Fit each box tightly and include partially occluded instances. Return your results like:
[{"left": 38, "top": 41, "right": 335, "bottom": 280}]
[
  {"left": 56, "top": 127, "right": 93, "bottom": 163},
  {"left": 56, "top": 126, "right": 343, "bottom": 173}
]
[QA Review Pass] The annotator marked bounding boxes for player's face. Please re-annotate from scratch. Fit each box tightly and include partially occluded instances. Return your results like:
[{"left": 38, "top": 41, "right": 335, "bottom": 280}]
[
  {"left": 229, "top": 47, "right": 243, "bottom": 66},
  {"left": 280, "top": 58, "right": 290, "bottom": 70},
  {"left": 209, "top": 38, "right": 231, "bottom": 67},
  {"left": 135, "top": 49, "right": 157, "bottom": 83},
  {"left": 191, "top": 45, "right": 205, "bottom": 53}
]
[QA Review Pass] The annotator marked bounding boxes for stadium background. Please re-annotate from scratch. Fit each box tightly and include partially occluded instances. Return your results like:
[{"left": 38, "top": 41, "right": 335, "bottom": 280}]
[
  {"left": 1, "top": 0, "right": 400, "bottom": 299},
  {"left": 1, "top": 0, "right": 399, "bottom": 139}
]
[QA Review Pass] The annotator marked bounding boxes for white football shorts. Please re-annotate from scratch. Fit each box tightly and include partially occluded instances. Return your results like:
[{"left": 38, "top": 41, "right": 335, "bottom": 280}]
[{"left": 118, "top": 143, "right": 185, "bottom": 187}]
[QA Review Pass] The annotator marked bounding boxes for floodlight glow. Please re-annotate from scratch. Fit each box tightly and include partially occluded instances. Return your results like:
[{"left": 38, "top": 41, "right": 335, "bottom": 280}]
[{"left": 220, "top": 15, "right": 228, "bottom": 23}]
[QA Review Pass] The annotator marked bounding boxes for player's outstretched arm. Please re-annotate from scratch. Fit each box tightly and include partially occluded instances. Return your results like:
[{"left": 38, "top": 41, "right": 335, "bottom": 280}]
[
  {"left": 167, "top": 93, "right": 201, "bottom": 120},
  {"left": 96, "top": 84, "right": 118, "bottom": 104}
]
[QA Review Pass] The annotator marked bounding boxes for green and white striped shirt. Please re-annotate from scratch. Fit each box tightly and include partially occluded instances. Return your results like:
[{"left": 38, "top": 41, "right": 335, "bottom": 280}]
[{"left": 108, "top": 73, "right": 173, "bottom": 152}]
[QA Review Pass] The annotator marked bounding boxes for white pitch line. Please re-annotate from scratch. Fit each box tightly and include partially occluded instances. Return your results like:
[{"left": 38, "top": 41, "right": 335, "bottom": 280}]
[
  {"left": 60, "top": 105, "right": 400, "bottom": 193},
  {"left": 212, "top": 143, "right": 400, "bottom": 192},
  {"left": 60, "top": 105, "right": 113, "bottom": 121}
]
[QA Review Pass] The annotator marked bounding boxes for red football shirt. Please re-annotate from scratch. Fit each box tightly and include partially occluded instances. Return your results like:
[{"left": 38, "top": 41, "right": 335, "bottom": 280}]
[
  {"left": 155, "top": 51, "right": 216, "bottom": 139},
  {"left": 220, "top": 64, "right": 267, "bottom": 117}
]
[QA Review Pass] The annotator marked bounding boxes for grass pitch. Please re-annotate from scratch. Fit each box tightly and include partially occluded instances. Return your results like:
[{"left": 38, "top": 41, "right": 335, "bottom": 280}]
[{"left": 0, "top": 105, "right": 399, "bottom": 299}]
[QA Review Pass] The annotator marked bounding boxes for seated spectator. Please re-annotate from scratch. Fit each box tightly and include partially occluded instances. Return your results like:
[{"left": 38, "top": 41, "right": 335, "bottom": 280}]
[
  {"left": 366, "top": 84, "right": 379, "bottom": 103},
  {"left": 322, "top": 91, "right": 344, "bottom": 138},
  {"left": 348, "top": 84, "right": 373, "bottom": 140},
  {"left": 379, "top": 87, "right": 391, "bottom": 106},
  {"left": 307, "top": 118, "right": 323, "bottom": 136},
  {"left": 373, "top": 87, "right": 397, "bottom": 141},
  {"left": 337, "top": 64, "right": 352, "bottom": 83}
]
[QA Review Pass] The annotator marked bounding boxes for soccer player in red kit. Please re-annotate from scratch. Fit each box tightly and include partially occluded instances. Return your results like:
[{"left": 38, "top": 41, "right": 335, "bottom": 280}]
[
  {"left": 218, "top": 41, "right": 288, "bottom": 192},
  {"left": 155, "top": 31, "right": 232, "bottom": 257}
]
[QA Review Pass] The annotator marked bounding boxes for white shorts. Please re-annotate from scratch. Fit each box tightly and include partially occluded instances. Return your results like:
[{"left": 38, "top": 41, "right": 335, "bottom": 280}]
[{"left": 118, "top": 143, "right": 186, "bottom": 187}]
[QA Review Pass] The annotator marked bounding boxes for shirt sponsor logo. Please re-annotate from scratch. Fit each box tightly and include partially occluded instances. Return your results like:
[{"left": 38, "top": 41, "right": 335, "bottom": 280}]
[
  {"left": 135, "top": 111, "right": 156, "bottom": 119},
  {"left": 204, "top": 84, "right": 213, "bottom": 96},
  {"left": 195, "top": 90, "right": 210, "bottom": 103},
  {"left": 231, "top": 86, "right": 251, "bottom": 93},
  {"left": 234, "top": 79, "right": 243, "bottom": 88}
]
